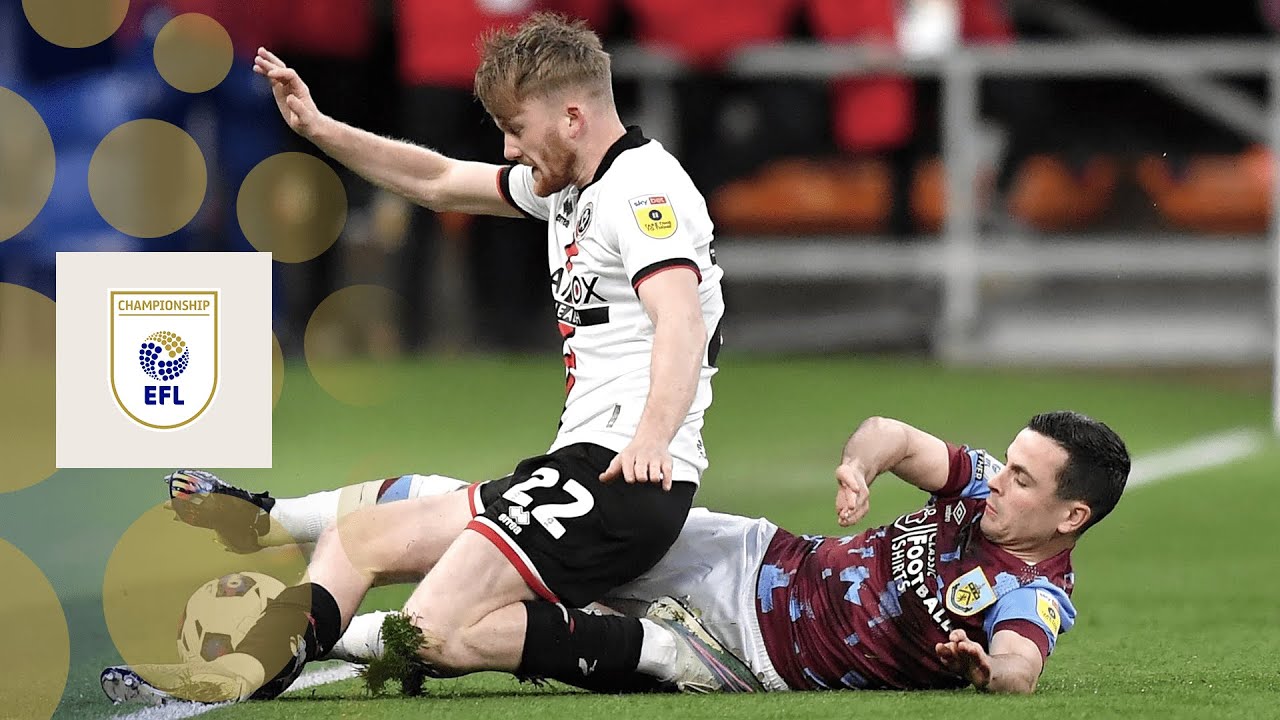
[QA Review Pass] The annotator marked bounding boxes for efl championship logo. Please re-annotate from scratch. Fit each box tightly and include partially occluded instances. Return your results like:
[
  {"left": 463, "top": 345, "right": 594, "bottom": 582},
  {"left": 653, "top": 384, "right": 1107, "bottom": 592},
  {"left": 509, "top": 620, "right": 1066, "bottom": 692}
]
[{"left": 110, "top": 290, "right": 218, "bottom": 430}]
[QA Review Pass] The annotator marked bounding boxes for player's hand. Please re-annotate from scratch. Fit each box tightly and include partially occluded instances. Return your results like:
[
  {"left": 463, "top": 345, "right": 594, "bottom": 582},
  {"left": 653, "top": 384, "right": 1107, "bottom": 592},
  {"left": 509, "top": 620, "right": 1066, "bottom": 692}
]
[
  {"left": 600, "top": 437, "right": 674, "bottom": 491},
  {"left": 835, "top": 461, "right": 871, "bottom": 527},
  {"left": 252, "top": 48, "right": 326, "bottom": 138},
  {"left": 935, "top": 629, "right": 993, "bottom": 690}
]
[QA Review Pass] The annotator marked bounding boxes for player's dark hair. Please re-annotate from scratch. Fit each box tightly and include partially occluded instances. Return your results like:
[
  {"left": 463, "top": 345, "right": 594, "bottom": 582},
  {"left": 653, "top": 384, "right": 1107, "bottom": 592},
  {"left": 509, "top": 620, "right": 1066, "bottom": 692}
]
[{"left": 1027, "top": 411, "right": 1130, "bottom": 535}]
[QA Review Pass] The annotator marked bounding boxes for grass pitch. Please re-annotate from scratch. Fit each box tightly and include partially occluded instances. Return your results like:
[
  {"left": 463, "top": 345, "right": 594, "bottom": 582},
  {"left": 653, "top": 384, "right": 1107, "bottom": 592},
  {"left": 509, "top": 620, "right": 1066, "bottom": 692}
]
[{"left": 12, "top": 355, "right": 1275, "bottom": 719}]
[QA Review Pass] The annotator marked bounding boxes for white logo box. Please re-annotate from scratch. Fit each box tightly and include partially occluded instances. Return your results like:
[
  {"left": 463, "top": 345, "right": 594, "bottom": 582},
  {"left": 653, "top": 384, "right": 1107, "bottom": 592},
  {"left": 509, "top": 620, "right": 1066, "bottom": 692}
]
[{"left": 56, "top": 252, "right": 272, "bottom": 468}]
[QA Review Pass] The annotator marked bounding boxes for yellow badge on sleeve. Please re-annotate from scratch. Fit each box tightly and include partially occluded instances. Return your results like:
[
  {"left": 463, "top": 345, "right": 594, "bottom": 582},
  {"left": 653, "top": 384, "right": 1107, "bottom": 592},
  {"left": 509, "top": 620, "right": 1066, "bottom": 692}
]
[
  {"left": 630, "top": 194, "right": 677, "bottom": 239},
  {"left": 1036, "top": 589, "right": 1062, "bottom": 638}
]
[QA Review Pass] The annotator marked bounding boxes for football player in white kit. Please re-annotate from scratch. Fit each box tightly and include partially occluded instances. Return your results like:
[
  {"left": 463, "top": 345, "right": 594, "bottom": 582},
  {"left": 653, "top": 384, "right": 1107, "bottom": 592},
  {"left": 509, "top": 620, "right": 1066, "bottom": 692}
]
[{"left": 101, "top": 12, "right": 744, "bottom": 703}]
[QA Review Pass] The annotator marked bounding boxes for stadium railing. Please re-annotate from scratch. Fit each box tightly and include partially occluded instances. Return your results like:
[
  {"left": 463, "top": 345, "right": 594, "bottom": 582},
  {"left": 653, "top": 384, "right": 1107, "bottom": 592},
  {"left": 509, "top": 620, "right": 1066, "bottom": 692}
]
[{"left": 612, "top": 40, "right": 1280, "bottom": 407}]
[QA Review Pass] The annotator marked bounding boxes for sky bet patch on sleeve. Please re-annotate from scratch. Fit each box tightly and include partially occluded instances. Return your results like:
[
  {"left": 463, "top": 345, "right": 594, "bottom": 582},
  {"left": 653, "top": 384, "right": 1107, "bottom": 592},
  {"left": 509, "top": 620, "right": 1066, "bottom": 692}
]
[
  {"left": 56, "top": 252, "right": 272, "bottom": 468},
  {"left": 630, "top": 194, "right": 677, "bottom": 239},
  {"left": 1036, "top": 588, "right": 1062, "bottom": 637}
]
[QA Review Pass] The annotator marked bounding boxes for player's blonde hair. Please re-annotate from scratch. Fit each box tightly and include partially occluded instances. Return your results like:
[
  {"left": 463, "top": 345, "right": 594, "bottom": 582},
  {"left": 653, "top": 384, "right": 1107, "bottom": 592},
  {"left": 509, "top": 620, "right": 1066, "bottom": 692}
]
[{"left": 474, "top": 12, "right": 614, "bottom": 122}]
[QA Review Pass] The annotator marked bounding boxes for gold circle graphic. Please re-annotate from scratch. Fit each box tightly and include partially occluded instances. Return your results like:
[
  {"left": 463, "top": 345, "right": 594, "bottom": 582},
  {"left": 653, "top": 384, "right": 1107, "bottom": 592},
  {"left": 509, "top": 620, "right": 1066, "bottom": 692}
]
[
  {"left": 0, "top": 539, "right": 70, "bottom": 720},
  {"left": 154, "top": 13, "right": 233, "bottom": 94},
  {"left": 0, "top": 88, "right": 56, "bottom": 243},
  {"left": 89, "top": 119, "right": 207, "bottom": 238},
  {"left": 22, "top": 0, "right": 129, "bottom": 49},
  {"left": 271, "top": 332, "right": 284, "bottom": 409},
  {"left": 304, "top": 285, "right": 403, "bottom": 406},
  {"left": 238, "top": 153, "right": 347, "bottom": 263},
  {"left": 104, "top": 499, "right": 308, "bottom": 702},
  {"left": 0, "top": 283, "right": 55, "bottom": 494}
]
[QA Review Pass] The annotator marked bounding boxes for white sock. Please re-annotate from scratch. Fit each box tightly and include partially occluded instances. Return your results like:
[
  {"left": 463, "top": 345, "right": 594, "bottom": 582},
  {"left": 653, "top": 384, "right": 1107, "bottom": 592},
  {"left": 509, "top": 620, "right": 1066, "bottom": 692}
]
[
  {"left": 267, "top": 474, "right": 468, "bottom": 544},
  {"left": 635, "top": 618, "right": 679, "bottom": 681},
  {"left": 326, "top": 611, "right": 394, "bottom": 663},
  {"left": 270, "top": 489, "right": 342, "bottom": 543}
]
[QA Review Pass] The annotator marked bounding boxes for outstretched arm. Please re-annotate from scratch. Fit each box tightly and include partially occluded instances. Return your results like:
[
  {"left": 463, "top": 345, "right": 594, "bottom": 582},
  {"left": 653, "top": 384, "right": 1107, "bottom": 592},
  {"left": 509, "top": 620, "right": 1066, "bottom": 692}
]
[
  {"left": 935, "top": 628, "right": 1044, "bottom": 694},
  {"left": 253, "top": 48, "right": 520, "bottom": 218},
  {"left": 833, "top": 416, "right": 950, "bottom": 526}
]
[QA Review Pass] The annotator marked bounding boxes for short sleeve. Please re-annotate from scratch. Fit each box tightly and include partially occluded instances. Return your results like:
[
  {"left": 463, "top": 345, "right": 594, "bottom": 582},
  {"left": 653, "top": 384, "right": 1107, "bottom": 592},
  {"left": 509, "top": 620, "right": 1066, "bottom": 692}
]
[
  {"left": 497, "top": 165, "right": 551, "bottom": 221},
  {"left": 984, "top": 585, "right": 1076, "bottom": 659},
  {"left": 606, "top": 191, "right": 702, "bottom": 292},
  {"left": 933, "top": 445, "right": 1002, "bottom": 500}
]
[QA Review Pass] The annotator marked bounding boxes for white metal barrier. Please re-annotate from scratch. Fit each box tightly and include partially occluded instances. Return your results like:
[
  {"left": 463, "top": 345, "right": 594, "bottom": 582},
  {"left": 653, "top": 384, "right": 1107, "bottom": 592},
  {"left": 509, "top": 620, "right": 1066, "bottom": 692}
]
[{"left": 613, "top": 41, "right": 1280, "bottom": 431}]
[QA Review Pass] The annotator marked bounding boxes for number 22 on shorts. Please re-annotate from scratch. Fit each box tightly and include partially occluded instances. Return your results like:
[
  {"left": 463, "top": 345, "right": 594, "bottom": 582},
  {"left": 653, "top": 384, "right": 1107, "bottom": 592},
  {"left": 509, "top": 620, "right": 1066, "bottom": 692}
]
[{"left": 502, "top": 467, "right": 595, "bottom": 539}]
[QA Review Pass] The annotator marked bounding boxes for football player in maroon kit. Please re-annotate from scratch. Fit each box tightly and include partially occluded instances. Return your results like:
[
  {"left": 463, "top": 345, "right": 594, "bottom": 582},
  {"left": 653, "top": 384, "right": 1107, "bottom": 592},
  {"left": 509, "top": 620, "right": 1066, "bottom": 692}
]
[{"left": 749, "top": 409, "right": 1129, "bottom": 693}]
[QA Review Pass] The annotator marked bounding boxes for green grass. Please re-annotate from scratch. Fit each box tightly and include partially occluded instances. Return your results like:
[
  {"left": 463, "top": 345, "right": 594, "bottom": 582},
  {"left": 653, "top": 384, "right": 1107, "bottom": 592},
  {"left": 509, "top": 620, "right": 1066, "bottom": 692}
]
[{"left": 9, "top": 355, "right": 1276, "bottom": 719}]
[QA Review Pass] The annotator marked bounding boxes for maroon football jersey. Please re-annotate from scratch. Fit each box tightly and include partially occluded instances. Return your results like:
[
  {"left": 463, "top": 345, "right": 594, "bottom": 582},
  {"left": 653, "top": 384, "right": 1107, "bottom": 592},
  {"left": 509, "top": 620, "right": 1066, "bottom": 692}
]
[{"left": 755, "top": 444, "right": 1076, "bottom": 690}]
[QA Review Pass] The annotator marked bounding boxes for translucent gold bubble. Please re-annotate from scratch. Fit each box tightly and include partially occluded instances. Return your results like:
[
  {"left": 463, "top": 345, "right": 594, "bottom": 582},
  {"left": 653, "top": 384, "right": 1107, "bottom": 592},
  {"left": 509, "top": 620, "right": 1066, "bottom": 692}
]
[
  {"left": 271, "top": 332, "right": 284, "bottom": 409},
  {"left": 304, "top": 285, "right": 404, "bottom": 406},
  {"left": 103, "top": 499, "right": 308, "bottom": 702},
  {"left": 0, "top": 283, "right": 55, "bottom": 494},
  {"left": 22, "top": 0, "right": 129, "bottom": 49},
  {"left": 153, "top": 13, "right": 233, "bottom": 94},
  {"left": 238, "top": 153, "right": 347, "bottom": 263},
  {"left": 0, "top": 539, "right": 69, "bottom": 720},
  {"left": 89, "top": 119, "right": 207, "bottom": 238},
  {"left": 0, "top": 88, "right": 56, "bottom": 242}
]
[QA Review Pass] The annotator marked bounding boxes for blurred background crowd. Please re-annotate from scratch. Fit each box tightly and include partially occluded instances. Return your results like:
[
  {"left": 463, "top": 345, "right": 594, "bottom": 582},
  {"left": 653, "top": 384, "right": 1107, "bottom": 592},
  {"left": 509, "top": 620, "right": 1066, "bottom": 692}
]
[{"left": 1, "top": 0, "right": 1278, "bottom": 363}]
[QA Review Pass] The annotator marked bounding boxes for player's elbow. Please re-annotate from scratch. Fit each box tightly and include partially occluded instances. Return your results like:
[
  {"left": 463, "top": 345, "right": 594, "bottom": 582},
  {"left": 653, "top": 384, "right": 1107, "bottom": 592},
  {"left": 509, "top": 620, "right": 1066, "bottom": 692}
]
[
  {"left": 689, "top": 315, "right": 707, "bottom": 347},
  {"left": 1007, "top": 677, "right": 1039, "bottom": 695},
  {"left": 412, "top": 159, "right": 461, "bottom": 210},
  {"left": 413, "top": 177, "right": 446, "bottom": 210},
  {"left": 858, "top": 415, "right": 901, "bottom": 437},
  {"left": 986, "top": 671, "right": 1038, "bottom": 695}
]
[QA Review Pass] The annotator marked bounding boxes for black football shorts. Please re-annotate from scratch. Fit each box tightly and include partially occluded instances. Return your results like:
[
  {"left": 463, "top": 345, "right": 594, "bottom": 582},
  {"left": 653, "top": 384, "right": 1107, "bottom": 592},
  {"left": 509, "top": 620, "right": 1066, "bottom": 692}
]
[{"left": 465, "top": 443, "right": 695, "bottom": 608}]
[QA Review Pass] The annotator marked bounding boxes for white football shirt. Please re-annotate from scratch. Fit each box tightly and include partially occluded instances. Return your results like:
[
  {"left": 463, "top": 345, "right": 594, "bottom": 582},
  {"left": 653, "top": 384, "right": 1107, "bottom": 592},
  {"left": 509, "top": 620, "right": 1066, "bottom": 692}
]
[{"left": 497, "top": 126, "right": 724, "bottom": 484}]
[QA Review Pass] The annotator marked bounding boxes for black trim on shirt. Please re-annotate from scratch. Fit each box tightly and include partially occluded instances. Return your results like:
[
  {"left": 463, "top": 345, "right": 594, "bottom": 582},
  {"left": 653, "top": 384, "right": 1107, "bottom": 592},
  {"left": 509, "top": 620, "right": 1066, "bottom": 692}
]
[
  {"left": 580, "top": 126, "right": 649, "bottom": 192},
  {"left": 707, "top": 317, "right": 723, "bottom": 367},
  {"left": 498, "top": 166, "right": 539, "bottom": 220},
  {"left": 630, "top": 258, "right": 701, "bottom": 291},
  {"left": 555, "top": 302, "right": 610, "bottom": 328}
]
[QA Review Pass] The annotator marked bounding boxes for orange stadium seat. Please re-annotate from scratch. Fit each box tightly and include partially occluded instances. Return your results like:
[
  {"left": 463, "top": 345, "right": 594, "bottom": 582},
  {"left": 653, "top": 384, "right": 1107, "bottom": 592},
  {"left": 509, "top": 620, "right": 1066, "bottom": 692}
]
[
  {"left": 1007, "top": 154, "right": 1119, "bottom": 232},
  {"left": 909, "top": 157, "right": 995, "bottom": 233},
  {"left": 709, "top": 158, "right": 893, "bottom": 235},
  {"left": 1135, "top": 146, "right": 1272, "bottom": 233}
]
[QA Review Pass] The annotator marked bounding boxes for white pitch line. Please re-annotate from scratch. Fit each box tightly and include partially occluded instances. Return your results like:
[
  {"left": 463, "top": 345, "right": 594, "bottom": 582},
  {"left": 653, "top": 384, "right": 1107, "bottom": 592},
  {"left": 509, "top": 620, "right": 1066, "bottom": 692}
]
[
  {"left": 111, "top": 428, "right": 1267, "bottom": 718},
  {"left": 116, "top": 664, "right": 360, "bottom": 720},
  {"left": 1127, "top": 428, "right": 1266, "bottom": 488}
]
